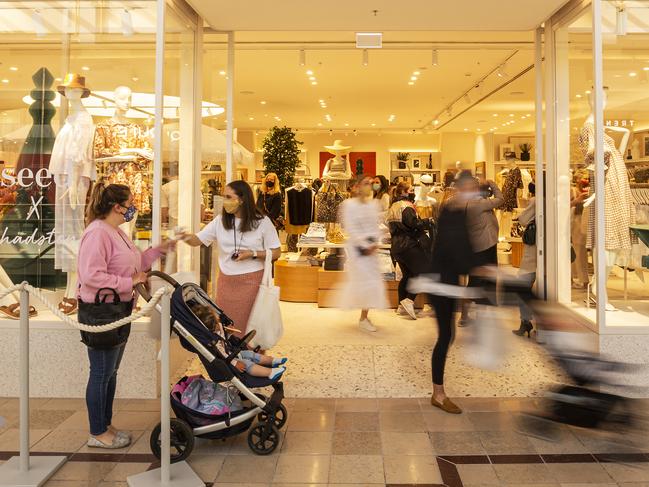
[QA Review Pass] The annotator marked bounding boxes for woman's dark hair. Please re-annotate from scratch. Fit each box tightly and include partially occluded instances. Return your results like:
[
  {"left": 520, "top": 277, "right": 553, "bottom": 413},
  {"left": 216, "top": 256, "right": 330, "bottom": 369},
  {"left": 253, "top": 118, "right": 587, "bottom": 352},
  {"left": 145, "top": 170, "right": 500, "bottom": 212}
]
[
  {"left": 222, "top": 180, "right": 264, "bottom": 232},
  {"left": 528, "top": 182, "right": 536, "bottom": 196},
  {"left": 373, "top": 175, "right": 389, "bottom": 200},
  {"left": 86, "top": 182, "right": 130, "bottom": 224},
  {"left": 392, "top": 181, "right": 411, "bottom": 204}
]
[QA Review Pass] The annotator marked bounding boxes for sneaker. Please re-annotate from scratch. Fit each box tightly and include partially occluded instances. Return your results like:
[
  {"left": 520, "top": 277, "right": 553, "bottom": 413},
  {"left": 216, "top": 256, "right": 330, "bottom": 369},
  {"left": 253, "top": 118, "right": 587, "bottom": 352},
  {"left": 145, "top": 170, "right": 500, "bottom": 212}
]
[
  {"left": 417, "top": 304, "right": 434, "bottom": 318},
  {"left": 399, "top": 298, "right": 417, "bottom": 320},
  {"left": 359, "top": 318, "right": 377, "bottom": 332},
  {"left": 396, "top": 305, "right": 408, "bottom": 316},
  {"left": 87, "top": 434, "right": 131, "bottom": 449}
]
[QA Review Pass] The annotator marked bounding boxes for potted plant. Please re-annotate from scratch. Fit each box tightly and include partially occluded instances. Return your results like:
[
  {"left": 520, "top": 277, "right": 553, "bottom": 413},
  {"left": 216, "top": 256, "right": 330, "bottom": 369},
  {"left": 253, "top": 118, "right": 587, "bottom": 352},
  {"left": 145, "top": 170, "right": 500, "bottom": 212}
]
[
  {"left": 396, "top": 152, "right": 410, "bottom": 169},
  {"left": 262, "top": 126, "right": 303, "bottom": 189},
  {"left": 519, "top": 143, "right": 532, "bottom": 162}
]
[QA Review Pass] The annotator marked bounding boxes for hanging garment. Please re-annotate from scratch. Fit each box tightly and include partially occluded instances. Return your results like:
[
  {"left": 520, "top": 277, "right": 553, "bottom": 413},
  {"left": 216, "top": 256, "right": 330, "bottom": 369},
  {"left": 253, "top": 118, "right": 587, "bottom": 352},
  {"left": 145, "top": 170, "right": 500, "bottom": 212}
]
[
  {"left": 315, "top": 185, "right": 345, "bottom": 223},
  {"left": 49, "top": 110, "right": 96, "bottom": 272},
  {"left": 500, "top": 166, "right": 522, "bottom": 212},
  {"left": 580, "top": 123, "right": 636, "bottom": 250},
  {"left": 94, "top": 119, "right": 152, "bottom": 214},
  {"left": 286, "top": 186, "right": 313, "bottom": 226}
]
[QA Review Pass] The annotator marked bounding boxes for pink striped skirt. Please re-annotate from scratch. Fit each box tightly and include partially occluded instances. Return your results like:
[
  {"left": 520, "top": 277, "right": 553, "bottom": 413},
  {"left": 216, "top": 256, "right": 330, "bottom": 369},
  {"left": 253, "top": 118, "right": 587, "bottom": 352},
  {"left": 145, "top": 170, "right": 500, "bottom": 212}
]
[{"left": 216, "top": 270, "right": 264, "bottom": 338}]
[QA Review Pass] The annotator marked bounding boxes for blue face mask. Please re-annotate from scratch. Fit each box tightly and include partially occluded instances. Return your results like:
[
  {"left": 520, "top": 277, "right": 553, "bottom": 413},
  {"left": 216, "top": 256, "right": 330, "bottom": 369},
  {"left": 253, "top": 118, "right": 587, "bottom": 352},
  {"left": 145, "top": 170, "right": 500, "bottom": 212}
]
[{"left": 121, "top": 204, "right": 137, "bottom": 222}]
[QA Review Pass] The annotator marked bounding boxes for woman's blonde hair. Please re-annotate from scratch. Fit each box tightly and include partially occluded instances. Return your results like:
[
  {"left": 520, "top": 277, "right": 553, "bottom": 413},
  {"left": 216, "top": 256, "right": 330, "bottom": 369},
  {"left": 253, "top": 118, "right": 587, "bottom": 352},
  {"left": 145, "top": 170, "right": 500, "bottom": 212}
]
[{"left": 261, "top": 172, "right": 281, "bottom": 194}]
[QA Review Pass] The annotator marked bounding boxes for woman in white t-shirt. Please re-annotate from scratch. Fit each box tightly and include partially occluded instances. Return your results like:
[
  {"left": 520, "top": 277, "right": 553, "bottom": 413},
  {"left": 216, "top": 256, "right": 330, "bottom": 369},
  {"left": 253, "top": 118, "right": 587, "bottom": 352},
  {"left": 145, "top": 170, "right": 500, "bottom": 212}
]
[{"left": 181, "top": 180, "right": 281, "bottom": 337}]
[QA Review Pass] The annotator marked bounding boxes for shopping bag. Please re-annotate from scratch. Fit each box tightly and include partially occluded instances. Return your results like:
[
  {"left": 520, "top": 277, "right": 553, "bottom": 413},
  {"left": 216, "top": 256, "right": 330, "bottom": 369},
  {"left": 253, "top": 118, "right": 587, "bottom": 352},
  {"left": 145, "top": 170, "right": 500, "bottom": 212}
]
[
  {"left": 464, "top": 305, "right": 510, "bottom": 371},
  {"left": 247, "top": 251, "right": 283, "bottom": 349}
]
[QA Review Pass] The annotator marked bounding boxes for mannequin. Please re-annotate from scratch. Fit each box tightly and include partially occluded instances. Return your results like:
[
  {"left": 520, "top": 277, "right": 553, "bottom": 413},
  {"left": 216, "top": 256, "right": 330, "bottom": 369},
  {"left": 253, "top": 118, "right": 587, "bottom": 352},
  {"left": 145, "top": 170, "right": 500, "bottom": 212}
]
[
  {"left": 415, "top": 174, "right": 438, "bottom": 220},
  {"left": 322, "top": 140, "right": 352, "bottom": 181},
  {"left": 581, "top": 89, "right": 635, "bottom": 308},
  {"left": 94, "top": 85, "right": 152, "bottom": 237},
  {"left": 49, "top": 74, "right": 96, "bottom": 314}
]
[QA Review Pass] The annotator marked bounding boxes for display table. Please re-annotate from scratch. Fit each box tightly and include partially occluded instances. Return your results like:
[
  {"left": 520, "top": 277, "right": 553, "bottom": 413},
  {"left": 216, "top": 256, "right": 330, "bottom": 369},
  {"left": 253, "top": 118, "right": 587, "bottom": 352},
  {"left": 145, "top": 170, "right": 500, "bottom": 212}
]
[
  {"left": 317, "top": 268, "right": 402, "bottom": 307},
  {"left": 274, "top": 260, "right": 319, "bottom": 302},
  {"left": 630, "top": 224, "right": 649, "bottom": 248},
  {"left": 510, "top": 238, "right": 523, "bottom": 268}
]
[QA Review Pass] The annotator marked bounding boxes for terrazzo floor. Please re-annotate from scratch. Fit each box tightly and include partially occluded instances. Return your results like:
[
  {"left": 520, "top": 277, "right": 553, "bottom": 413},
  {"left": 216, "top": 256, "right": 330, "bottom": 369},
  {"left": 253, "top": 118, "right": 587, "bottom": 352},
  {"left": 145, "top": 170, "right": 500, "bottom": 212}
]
[{"left": 183, "top": 301, "right": 570, "bottom": 398}]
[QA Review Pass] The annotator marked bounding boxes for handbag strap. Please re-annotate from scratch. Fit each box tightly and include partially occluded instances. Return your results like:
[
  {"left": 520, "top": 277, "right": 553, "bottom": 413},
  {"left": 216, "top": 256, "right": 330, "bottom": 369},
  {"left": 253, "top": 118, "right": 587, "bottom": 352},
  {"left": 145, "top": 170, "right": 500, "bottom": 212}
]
[
  {"left": 95, "top": 287, "right": 121, "bottom": 304},
  {"left": 261, "top": 250, "right": 273, "bottom": 287}
]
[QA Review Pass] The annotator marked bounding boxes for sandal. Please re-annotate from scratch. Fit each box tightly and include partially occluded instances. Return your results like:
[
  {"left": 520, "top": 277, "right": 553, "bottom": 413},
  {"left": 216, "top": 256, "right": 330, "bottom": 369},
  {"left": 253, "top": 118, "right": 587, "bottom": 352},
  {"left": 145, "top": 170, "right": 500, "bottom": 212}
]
[
  {"left": 58, "top": 297, "right": 78, "bottom": 315},
  {"left": 0, "top": 303, "right": 37, "bottom": 320}
]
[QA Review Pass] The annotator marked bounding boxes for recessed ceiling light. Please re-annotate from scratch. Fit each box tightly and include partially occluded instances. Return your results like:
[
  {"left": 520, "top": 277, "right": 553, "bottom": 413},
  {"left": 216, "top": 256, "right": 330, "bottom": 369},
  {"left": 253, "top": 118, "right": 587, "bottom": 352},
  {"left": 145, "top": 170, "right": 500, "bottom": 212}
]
[
  {"left": 319, "top": 99, "right": 324, "bottom": 103},
  {"left": 576, "top": 94, "right": 582, "bottom": 98},
  {"left": 371, "top": 123, "right": 376, "bottom": 126},
  {"left": 408, "top": 81, "right": 414, "bottom": 85},
  {"left": 433, "top": 120, "right": 439, "bottom": 125},
  {"left": 629, "top": 72, "right": 638, "bottom": 77},
  {"left": 311, "top": 81, "right": 317, "bottom": 85},
  {"left": 493, "top": 114, "right": 498, "bottom": 117},
  {"left": 260, "top": 101, "right": 267, "bottom": 105},
  {"left": 344, "top": 123, "right": 349, "bottom": 127},
  {"left": 131, "top": 77, "right": 139, "bottom": 82},
  {"left": 309, "top": 76, "right": 316, "bottom": 81},
  {"left": 477, "top": 128, "right": 481, "bottom": 131},
  {"left": 413, "top": 71, "right": 420, "bottom": 76},
  {"left": 317, "top": 122, "right": 322, "bottom": 126},
  {"left": 410, "top": 76, "right": 417, "bottom": 81},
  {"left": 1, "top": 79, "right": 8, "bottom": 84},
  {"left": 526, "top": 114, "right": 532, "bottom": 117},
  {"left": 9, "top": 67, "right": 17, "bottom": 71},
  {"left": 463, "top": 128, "right": 468, "bottom": 131},
  {"left": 306, "top": 70, "right": 313, "bottom": 75},
  {"left": 509, "top": 114, "right": 514, "bottom": 117},
  {"left": 81, "top": 66, "right": 90, "bottom": 71},
  {"left": 219, "top": 70, "right": 226, "bottom": 76},
  {"left": 644, "top": 67, "right": 649, "bottom": 71}
]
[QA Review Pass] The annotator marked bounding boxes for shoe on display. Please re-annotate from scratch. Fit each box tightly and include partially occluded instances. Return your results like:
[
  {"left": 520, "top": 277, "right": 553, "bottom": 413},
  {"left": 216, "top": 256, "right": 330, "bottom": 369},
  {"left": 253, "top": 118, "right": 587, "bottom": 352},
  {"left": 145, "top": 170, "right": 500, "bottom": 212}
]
[
  {"left": 399, "top": 298, "right": 417, "bottom": 320},
  {"left": 417, "top": 304, "right": 434, "bottom": 318},
  {"left": 359, "top": 318, "right": 377, "bottom": 332}
]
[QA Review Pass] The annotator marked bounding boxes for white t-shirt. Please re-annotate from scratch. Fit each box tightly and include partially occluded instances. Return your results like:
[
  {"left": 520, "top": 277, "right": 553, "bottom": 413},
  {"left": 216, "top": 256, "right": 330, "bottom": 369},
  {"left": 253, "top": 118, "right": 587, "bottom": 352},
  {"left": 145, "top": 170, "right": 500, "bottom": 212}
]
[{"left": 197, "top": 214, "right": 281, "bottom": 276}]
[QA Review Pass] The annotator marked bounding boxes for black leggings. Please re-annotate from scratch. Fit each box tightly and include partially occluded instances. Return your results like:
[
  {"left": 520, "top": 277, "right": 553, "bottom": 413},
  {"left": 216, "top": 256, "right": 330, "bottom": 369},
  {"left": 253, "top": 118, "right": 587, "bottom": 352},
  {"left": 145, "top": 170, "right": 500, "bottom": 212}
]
[
  {"left": 395, "top": 247, "right": 429, "bottom": 302},
  {"left": 430, "top": 294, "right": 455, "bottom": 385}
]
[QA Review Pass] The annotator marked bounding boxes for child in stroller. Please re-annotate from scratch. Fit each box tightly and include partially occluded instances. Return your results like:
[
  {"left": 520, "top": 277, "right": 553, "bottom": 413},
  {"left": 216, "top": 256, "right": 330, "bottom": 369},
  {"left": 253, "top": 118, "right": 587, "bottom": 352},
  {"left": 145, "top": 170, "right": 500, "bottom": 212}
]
[
  {"left": 189, "top": 302, "right": 288, "bottom": 380},
  {"left": 137, "top": 271, "right": 289, "bottom": 462}
]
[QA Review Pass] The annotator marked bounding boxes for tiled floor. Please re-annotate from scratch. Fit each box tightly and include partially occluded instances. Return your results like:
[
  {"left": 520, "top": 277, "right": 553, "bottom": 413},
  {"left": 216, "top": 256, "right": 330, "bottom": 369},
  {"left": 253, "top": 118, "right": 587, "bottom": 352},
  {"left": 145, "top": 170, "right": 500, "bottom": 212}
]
[{"left": 0, "top": 397, "right": 647, "bottom": 486}]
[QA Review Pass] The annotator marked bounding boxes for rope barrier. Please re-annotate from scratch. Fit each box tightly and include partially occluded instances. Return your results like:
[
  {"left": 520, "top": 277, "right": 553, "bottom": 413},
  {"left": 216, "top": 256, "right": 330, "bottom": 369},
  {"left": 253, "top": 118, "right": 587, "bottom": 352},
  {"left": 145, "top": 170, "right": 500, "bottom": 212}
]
[{"left": 0, "top": 283, "right": 170, "bottom": 333}]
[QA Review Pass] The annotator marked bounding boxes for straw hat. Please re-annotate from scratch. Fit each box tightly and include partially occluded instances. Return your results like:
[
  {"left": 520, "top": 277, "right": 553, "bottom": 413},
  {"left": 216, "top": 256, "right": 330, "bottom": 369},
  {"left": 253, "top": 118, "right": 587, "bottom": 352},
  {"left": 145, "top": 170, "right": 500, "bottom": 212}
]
[
  {"left": 420, "top": 174, "right": 434, "bottom": 184},
  {"left": 57, "top": 73, "right": 91, "bottom": 98},
  {"left": 324, "top": 140, "right": 351, "bottom": 152}
]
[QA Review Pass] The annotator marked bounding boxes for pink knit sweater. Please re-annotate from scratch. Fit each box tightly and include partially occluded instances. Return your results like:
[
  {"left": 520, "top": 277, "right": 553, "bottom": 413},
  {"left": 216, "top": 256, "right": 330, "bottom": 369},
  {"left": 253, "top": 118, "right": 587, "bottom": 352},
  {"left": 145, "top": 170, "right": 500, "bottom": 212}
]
[{"left": 77, "top": 219, "right": 161, "bottom": 303}]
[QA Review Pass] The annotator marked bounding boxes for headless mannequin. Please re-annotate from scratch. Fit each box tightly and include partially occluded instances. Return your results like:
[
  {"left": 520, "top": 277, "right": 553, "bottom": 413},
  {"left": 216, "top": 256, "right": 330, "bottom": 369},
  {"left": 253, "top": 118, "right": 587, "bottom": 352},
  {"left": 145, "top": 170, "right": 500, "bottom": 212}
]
[
  {"left": 95, "top": 86, "right": 151, "bottom": 236},
  {"left": 584, "top": 91, "right": 630, "bottom": 308}
]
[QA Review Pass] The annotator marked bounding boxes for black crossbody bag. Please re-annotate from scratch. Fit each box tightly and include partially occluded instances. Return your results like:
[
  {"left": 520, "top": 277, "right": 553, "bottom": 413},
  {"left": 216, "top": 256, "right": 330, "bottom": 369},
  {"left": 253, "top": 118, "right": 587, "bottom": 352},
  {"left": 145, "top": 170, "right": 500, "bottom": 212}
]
[{"left": 78, "top": 288, "right": 134, "bottom": 350}]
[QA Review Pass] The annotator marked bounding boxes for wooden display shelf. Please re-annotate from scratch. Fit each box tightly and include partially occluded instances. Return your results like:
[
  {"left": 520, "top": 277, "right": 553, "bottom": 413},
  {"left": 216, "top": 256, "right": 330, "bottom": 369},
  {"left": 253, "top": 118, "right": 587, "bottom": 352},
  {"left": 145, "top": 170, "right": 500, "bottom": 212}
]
[
  {"left": 274, "top": 260, "right": 319, "bottom": 302},
  {"left": 510, "top": 240, "right": 523, "bottom": 268}
]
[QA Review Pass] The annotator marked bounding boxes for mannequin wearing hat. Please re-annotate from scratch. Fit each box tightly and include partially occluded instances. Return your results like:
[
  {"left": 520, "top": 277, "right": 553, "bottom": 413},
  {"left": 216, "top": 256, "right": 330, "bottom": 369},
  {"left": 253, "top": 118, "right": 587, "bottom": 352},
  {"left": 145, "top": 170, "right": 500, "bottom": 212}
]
[
  {"left": 49, "top": 74, "right": 97, "bottom": 315},
  {"left": 415, "top": 174, "right": 439, "bottom": 221},
  {"left": 94, "top": 85, "right": 153, "bottom": 236},
  {"left": 322, "top": 140, "right": 353, "bottom": 181}
]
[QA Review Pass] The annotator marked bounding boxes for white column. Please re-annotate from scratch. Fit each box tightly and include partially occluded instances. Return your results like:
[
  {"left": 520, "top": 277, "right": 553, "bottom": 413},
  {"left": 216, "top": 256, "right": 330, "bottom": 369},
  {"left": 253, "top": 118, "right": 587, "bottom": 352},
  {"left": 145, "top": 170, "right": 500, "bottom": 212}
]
[
  {"left": 534, "top": 26, "right": 546, "bottom": 299},
  {"left": 226, "top": 31, "right": 235, "bottom": 183},
  {"left": 151, "top": 0, "right": 166, "bottom": 253},
  {"left": 592, "top": 0, "right": 607, "bottom": 329}
]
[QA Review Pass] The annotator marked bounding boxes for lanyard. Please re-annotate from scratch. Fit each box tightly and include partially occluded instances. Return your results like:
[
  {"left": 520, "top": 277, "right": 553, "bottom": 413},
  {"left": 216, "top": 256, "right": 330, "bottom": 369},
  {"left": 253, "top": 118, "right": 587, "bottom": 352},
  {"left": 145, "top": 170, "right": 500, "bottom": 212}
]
[{"left": 233, "top": 219, "right": 244, "bottom": 255}]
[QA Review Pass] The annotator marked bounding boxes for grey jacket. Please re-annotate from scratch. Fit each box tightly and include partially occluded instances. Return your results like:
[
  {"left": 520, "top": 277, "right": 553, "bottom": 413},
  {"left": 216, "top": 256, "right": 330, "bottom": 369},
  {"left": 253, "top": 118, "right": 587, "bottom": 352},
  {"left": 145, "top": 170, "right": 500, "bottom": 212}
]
[{"left": 465, "top": 181, "right": 504, "bottom": 253}]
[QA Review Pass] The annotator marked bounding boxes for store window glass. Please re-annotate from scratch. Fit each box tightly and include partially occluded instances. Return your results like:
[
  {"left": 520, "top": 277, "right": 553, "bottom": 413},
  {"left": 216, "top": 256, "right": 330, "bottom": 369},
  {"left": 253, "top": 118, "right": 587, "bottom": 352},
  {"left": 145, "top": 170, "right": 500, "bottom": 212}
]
[{"left": 0, "top": 1, "right": 157, "bottom": 314}]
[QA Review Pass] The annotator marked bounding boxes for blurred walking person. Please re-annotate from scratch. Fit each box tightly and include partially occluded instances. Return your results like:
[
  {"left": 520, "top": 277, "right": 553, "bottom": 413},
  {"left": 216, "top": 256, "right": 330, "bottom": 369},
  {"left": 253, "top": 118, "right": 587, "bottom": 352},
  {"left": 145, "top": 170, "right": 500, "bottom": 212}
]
[
  {"left": 339, "top": 176, "right": 388, "bottom": 332},
  {"left": 513, "top": 182, "right": 537, "bottom": 337}
]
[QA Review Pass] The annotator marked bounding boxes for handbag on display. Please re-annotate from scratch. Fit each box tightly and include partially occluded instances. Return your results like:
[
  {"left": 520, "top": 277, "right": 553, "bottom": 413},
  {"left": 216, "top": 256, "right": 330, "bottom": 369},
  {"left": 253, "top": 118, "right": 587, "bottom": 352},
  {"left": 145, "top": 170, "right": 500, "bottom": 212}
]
[
  {"left": 247, "top": 252, "right": 283, "bottom": 350},
  {"left": 324, "top": 251, "right": 345, "bottom": 271},
  {"left": 78, "top": 288, "right": 133, "bottom": 349},
  {"left": 315, "top": 185, "right": 344, "bottom": 223}
]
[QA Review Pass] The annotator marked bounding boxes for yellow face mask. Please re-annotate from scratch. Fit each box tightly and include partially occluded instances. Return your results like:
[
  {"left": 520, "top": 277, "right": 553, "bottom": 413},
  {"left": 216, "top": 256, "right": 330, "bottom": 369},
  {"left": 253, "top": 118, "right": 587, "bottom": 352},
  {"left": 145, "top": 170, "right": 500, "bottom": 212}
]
[{"left": 223, "top": 198, "right": 241, "bottom": 214}]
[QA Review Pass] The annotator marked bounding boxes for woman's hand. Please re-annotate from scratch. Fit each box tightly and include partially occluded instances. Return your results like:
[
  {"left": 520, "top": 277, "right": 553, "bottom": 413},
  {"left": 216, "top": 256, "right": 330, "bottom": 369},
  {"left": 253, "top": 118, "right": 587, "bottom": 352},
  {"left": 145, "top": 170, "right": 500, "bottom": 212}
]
[
  {"left": 233, "top": 250, "right": 254, "bottom": 261},
  {"left": 177, "top": 233, "right": 202, "bottom": 247},
  {"left": 132, "top": 271, "right": 148, "bottom": 286},
  {"left": 157, "top": 239, "right": 177, "bottom": 254}
]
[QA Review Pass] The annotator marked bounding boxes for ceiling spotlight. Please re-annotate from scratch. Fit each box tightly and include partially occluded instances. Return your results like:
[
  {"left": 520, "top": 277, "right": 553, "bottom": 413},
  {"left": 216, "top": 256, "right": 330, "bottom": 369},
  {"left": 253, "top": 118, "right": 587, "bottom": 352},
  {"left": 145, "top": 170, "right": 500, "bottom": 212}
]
[
  {"left": 299, "top": 49, "right": 306, "bottom": 66},
  {"left": 493, "top": 113, "right": 498, "bottom": 117},
  {"left": 219, "top": 70, "right": 226, "bottom": 76},
  {"left": 432, "top": 49, "right": 439, "bottom": 66},
  {"left": 306, "top": 70, "right": 313, "bottom": 76},
  {"left": 260, "top": 100, "right": 267, "bottom": 105},
  {"left": 509, "top": 113, "right": 514, "bottom": 117},
  {"left": 371, "top": 123, "right": 376, "bottom": 127},
  {"left": 629, "top": 71, "right": 637, "bottom": 77},
  {"left": 497, "top": 64, "right": 509, "bottom": 78},
  {"left": 311, "top": 81, "right": 318, "bottom": 85},
  {"left": 131, "top": 76, "right": 139, "bottom": 82},
  {"left": 410, "top": 76, "right": 417, "bottom": 81},
  {"left": 616, "top": 4, "right": 628, "bottom": 36},
  {"left": 317, "top": 123, "right": 323, "bottom": 126},
  {"left": 433, "top": 120, "right": 439, "bottom": 125},
  {"left": 576, "top": 94, "right": 582, "bottom": 98},
  {"left": 1, "top": 79, "right": 8, "bottom": 84},
  {"left": 463, "top": 128, "right": 468, "bottom": 132},
  {"left": 81, "top": 66, "right": 90, "bottom": 71},
  {"left": 408, "top": 81, "right": 414, "bottom": 85},
  {"left": 413, "top": 71, "right": 420, "bottom": 76},
  {"left": 309, "top": 76, "right": 316, "bottom": 81},
  {"left": 249, "top": 117, "right": 254, "bottom": 121},
  {"left": 344, "top": 123, "right": 349, "bottom": 127},
  {"left": 464, "top": 93, "right": 471, "bottom": 104},
  {"left": 9, "top": 67, "right": 17, "bottom": 72},
  {"left": 362, "top": 49, "right": 369, "bottom": 66},
  {"left": 121, "top": 9, "right": 134, "bottom": 37}
]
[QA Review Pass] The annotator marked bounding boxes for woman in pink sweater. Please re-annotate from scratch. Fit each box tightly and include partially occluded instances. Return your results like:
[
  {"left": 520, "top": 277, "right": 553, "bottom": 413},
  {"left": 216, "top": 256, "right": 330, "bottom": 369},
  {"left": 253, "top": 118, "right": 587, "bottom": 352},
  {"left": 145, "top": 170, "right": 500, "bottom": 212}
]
[{"left": 77, "top": 182, "right": 172, "bottom": 449}]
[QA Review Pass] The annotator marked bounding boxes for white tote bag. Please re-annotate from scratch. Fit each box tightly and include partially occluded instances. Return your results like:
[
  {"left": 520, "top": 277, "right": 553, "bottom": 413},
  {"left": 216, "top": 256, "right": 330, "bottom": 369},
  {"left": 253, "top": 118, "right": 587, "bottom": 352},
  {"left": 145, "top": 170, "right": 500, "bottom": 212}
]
[{"left": 247, "top": 251, "right": 283, "bottom": 349}]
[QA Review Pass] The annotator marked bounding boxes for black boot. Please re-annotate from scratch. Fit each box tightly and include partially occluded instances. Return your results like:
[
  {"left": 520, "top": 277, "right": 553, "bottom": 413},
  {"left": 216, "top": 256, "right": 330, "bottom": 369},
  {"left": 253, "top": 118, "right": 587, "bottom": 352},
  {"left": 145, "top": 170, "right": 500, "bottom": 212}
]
[{"left": 512, "top": 320, "right": 533, "bottom": 337}]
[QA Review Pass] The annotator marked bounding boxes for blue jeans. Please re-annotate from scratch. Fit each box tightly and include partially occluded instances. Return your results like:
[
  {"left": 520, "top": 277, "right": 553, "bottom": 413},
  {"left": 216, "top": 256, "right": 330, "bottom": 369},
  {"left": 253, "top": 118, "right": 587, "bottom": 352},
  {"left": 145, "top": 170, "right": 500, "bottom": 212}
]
[{"left": 86, "top": 344, "right": 126, "bottom": 436}]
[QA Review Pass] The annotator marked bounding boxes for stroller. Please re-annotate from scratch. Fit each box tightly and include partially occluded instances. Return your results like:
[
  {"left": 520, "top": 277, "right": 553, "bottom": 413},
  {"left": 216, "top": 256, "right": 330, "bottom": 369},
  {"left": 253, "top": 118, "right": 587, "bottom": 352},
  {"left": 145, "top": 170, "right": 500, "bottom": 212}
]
[{"left": 137, "top": 271, "right": 287, "bottom": 462}]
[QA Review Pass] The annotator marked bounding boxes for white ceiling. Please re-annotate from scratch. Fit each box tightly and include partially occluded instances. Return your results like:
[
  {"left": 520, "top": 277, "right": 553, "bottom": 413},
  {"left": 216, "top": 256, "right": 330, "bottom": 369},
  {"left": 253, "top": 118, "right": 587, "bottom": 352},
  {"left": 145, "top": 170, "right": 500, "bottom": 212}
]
[{"left": 189, "top": 0, "right": 569, "bottom": 32}]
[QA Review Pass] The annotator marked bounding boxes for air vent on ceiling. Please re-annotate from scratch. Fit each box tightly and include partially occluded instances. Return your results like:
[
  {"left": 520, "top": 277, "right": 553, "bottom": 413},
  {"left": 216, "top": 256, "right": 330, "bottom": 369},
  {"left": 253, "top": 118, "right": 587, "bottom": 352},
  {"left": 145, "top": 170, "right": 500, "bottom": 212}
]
[{"left": 356, "top": 32, "right": 382, "bottom": 49}]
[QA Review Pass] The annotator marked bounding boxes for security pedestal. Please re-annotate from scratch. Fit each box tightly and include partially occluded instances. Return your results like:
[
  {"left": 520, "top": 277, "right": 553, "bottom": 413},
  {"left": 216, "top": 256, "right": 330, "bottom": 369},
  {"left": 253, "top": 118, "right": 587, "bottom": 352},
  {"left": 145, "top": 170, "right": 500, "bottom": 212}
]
[
  {"left": 127, "top": 461, "right": 204, "bottom": 487},
  {"left": 0, "top": 455, "right": 67, "bottom": 487}
]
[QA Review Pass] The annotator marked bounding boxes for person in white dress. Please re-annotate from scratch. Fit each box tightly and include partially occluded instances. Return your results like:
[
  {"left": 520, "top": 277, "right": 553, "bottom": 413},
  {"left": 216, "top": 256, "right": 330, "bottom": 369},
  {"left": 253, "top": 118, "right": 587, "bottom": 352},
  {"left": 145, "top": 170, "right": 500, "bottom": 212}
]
[{"left": 339, "top": 176, "right": 389, "bottom": 332}]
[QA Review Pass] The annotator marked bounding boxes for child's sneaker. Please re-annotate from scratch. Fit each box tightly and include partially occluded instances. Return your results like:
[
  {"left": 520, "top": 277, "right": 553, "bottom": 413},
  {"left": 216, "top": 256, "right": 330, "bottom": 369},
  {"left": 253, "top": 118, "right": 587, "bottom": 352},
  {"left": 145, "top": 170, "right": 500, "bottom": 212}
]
[
  {"left": 400, "top": 298, "right": 417, "bottom": 320},
  {"left": 359, "top": 318, "right": 377, "bottom": 332}
]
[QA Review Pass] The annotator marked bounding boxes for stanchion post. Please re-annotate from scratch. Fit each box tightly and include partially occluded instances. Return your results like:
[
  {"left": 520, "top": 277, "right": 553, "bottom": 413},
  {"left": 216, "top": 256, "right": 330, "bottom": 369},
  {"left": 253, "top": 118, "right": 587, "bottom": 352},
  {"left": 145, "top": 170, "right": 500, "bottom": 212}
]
[
  {"left": 0, "top": 284, "right": 66, "bottom": 486},
  {"left": 127, "top": 289, "right": 203, "bottom": 487},
  {"left": 19, "top": 286, "right": 30, "bottom": 473}
]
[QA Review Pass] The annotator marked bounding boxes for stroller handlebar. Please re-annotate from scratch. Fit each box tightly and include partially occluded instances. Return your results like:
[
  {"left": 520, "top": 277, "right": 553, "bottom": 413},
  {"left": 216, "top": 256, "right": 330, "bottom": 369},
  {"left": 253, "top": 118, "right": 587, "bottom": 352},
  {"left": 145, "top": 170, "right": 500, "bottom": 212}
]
[{"left": 135, "top": 271, "right": 181, "bottom": 302}]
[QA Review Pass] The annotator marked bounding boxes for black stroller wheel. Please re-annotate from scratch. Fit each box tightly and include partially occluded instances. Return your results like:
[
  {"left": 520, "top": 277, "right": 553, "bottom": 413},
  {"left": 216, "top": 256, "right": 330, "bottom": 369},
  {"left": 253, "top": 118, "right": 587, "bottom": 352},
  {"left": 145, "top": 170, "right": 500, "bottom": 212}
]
[
  {"left": 150, "top": 419, "right": 194, "bottom": 463},
  {"left": 257, "top": 404, "right": 288, "bottom": 429},
  {"left": 247, "top": 422, "right": 280, "bottom": 455}
]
